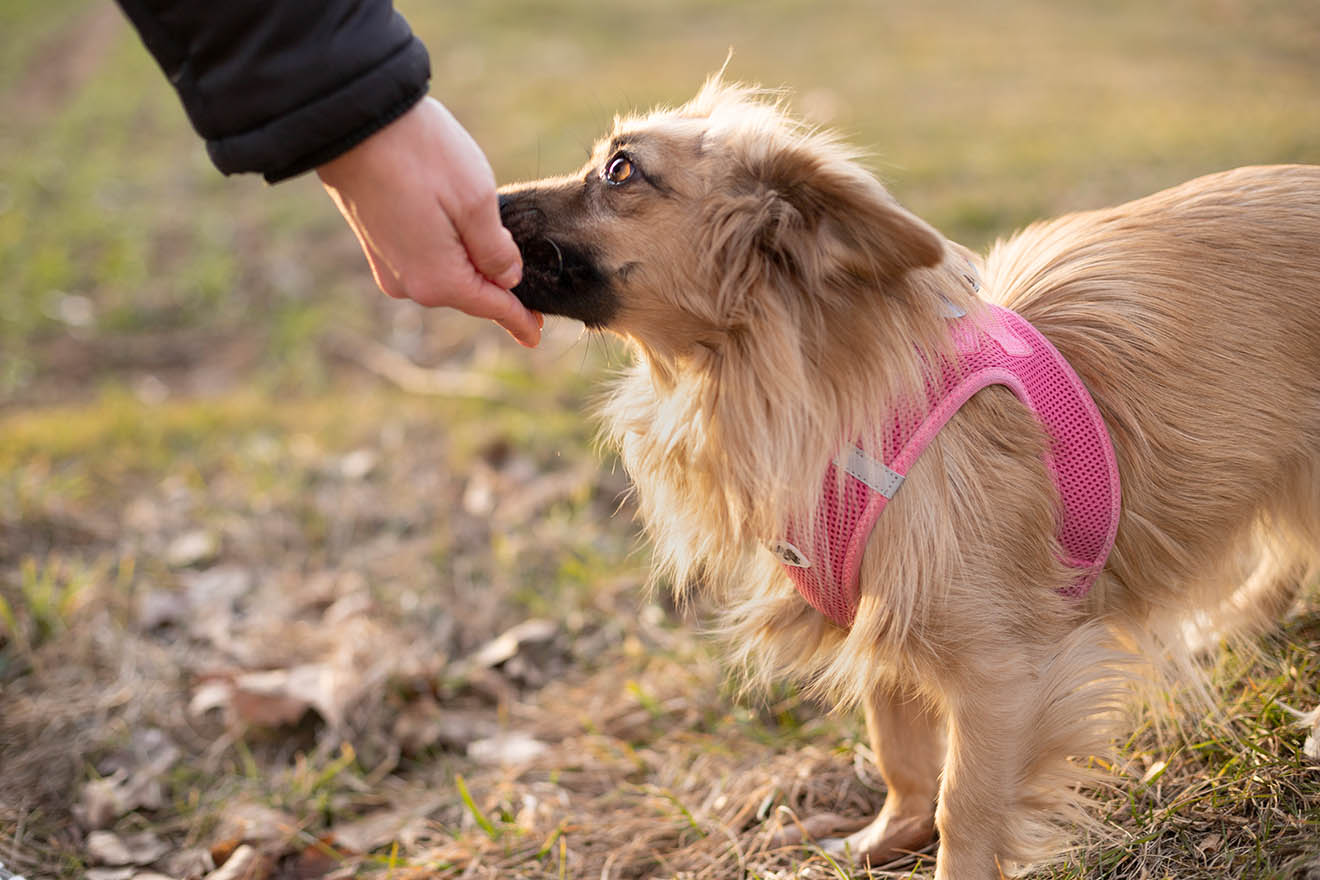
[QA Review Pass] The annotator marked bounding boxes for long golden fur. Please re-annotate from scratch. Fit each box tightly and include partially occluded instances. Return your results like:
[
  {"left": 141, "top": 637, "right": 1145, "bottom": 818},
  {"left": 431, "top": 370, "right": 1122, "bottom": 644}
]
[{"left": 497, "top": 78, "right": 1320, "bottom": 878}]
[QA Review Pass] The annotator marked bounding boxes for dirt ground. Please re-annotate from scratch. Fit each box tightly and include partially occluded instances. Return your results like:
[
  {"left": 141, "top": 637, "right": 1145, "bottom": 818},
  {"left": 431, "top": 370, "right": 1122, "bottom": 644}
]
[{"left": 2, "top": 2, "right": 1319, "bottom": 879}]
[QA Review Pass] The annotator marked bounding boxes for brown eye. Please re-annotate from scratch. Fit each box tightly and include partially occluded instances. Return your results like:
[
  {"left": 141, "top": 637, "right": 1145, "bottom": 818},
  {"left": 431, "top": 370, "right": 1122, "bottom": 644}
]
[{"left": 604, "top": 153, "right": 634, "bottom": 185}]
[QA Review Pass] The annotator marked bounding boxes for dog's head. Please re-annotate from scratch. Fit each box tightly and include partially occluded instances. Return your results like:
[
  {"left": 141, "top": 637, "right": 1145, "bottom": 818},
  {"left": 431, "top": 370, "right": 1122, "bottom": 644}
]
[{"left": 499, "top": 79, "right": 947, "bottom": 360}]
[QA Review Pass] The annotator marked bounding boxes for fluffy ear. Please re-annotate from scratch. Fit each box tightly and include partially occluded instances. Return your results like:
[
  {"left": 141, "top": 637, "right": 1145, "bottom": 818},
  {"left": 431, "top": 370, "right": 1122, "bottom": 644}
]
[{"left": 750, "top": 145, "right": 946, "bottom": 289}]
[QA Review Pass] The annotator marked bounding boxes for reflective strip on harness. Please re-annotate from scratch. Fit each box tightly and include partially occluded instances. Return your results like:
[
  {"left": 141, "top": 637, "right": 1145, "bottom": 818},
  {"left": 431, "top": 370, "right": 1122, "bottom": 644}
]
[
  {"left": 777, "top": 303, "right": 1122, "bottom": 629},
  {"left": 836, "top": 447, "right": 905, "bottom": 499}
]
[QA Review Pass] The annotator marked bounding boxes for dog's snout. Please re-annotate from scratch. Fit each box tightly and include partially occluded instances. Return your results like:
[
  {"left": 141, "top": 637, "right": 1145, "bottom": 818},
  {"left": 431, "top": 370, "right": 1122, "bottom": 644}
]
[
  {"left": 496, "top": 180, "right": 617, "bottom": 327},
  {"left": 498, "top": 190, "right": 545, "bottom": 231}
]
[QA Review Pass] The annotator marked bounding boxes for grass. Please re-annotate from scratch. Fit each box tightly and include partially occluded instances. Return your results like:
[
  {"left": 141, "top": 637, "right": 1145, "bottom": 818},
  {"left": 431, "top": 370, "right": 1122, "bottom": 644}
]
[{"left": 1, "top": 0, "right": 1318, "bottom": 878}]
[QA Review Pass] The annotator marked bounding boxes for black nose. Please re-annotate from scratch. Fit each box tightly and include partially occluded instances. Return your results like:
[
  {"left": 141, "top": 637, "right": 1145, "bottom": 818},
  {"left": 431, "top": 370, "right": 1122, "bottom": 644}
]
[{"left": 498, "top": 191, "right": 543, "bottom": 230}]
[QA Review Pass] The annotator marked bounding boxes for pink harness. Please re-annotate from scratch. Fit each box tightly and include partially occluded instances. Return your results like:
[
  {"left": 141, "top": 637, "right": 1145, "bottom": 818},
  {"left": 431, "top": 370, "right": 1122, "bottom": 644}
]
[{"left": 774, "top": 302, "right": 1121, "bottom": 629}]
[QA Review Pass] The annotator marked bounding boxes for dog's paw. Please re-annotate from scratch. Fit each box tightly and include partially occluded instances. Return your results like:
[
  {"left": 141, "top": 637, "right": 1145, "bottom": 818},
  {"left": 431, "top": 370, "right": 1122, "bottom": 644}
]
[
  {"left": 828, "top": 812, "right": 936, "bottom": 866},
  {"left": 764, "top": 811, "right": 870, "bottom": 850}
]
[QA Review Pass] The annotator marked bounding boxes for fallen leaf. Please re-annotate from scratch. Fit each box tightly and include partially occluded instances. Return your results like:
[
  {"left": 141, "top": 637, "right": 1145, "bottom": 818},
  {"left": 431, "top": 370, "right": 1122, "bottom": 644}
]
[
  {"left": 1139, "top": 760, "right": 1166, "bottom": 784},
  {"left": 136, "top": 588, "right": 190, "bottom": 629},
  {"left": 467, "top": 732, "right": 549, "bottom": 766},
  {"left": 326, "top": 791, "right": 446, "bottom": 854},
  {"left": 181, "top": 567, "right": 253, "bottom": 611},
  {"left": 167, "top": 530, "right": 219, "bottom": 568},
  {"left": 279, "top": 840, "right": 343, "bottom": 880},
  {"left": 86, "top": 831, "right": 170, "bottom": 867},
  {"left": 213, "top": 801, "right": 301, "bottom": 851},
  {"left": 76, "top": 730, "right": 181, "bottom": 829},
  {"left": 229, "top": 669, "right": 319, "bottom": 727},
  {"left": 465, "top": 619, "right": 558, "bottom": 670},
  {"left": 202, "top": 845, "right": 268, "bottom": 880},
  {"left": 322, "top": 591, "right": 373, "bottom": 625},
  {"left": 461, "top": 464, "right": 497, "bottom": 516},
  {"left": 209, "top": 838, "right": 242, "bottom": 868},
  {"left": 84, "top": 870, "right": 134, "bottom": 880},
  {"left": 337, "top": 449, "right": 378, "bottom": 481},
  {"left": 189, "top": 680, "right": 234, "bottom": 718},
  {"left": 159, "top": 847, "right": 214, "bottom": 879},
  {"left": 392, "top": 698, "right": 497, "bottom": 754},
  {"left": 191, "top": 663, "right": 354, "bottom": 729}
]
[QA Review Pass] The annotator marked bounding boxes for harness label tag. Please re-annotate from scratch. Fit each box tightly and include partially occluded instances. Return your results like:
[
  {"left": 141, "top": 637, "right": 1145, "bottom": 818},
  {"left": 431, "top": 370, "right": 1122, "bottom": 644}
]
[{"left": 770, "top": 541, "right": 812, "bottom": 568}]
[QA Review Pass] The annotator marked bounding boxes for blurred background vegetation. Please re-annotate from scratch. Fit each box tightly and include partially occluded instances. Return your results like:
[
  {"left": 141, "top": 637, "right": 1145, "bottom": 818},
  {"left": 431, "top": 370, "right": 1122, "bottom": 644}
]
[{"left": 1, "top": 1, "right": 1317, "bottom": 878}]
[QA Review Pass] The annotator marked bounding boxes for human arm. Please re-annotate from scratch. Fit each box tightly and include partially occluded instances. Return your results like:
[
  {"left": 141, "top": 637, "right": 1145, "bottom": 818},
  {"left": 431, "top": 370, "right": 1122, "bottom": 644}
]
[{"left": 112, "top": 0, "right": 539, "bottom": 344}]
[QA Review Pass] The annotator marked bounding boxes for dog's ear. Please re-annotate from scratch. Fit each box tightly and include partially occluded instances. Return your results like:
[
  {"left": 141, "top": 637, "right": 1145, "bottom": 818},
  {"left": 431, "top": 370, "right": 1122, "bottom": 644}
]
[{"left": 747, "top": 145, "right": 945, "bottom": 290}]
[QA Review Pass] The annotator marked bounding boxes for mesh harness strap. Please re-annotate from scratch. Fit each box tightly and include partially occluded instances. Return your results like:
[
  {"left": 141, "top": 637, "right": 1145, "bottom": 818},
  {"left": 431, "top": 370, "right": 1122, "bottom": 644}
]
[{"left": 775, "top": 304, "right": 1122, "bottom": 629}]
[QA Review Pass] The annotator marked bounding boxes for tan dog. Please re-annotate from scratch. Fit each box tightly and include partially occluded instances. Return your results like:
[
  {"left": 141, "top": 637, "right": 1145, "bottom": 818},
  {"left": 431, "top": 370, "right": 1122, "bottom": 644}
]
[{"left": 498, "top": 78, "right": 1320, "bottom": 878}]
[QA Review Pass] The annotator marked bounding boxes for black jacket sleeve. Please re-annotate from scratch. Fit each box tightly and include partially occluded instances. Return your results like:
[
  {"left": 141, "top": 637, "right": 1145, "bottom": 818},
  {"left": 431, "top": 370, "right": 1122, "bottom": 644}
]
[{"left": 114, "top": 0, "right": 431, "bottom": 182}]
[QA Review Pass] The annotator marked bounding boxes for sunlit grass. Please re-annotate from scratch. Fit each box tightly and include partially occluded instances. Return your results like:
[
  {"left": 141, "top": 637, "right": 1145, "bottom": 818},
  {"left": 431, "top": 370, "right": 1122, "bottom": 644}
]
[{"left": 1, "top": 1, "right": 1317, "bottom": 878}]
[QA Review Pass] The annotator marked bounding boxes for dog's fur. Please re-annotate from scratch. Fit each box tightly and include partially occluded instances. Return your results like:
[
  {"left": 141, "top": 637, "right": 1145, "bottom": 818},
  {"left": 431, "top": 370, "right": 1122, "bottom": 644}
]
[{"left": 497, "top": 78, "right": 1320, "bottom": 878}]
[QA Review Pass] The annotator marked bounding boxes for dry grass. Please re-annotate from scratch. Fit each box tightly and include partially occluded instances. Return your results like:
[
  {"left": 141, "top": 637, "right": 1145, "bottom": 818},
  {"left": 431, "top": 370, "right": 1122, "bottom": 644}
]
[{"left": 2, "top": 0, "right": 1319, "bottom": 878}]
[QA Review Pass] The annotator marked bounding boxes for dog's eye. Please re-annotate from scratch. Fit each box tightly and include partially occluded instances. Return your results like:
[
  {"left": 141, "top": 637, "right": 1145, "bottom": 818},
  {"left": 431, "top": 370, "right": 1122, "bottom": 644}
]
[{"left": 603, "top": 153, "right": 635, "bottom": 185}]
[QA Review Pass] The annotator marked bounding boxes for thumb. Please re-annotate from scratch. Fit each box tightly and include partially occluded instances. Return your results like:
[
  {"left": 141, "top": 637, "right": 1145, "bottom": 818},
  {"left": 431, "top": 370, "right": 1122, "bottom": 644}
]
[{"left": 457, "top": 195, "right": 524, "bottom": 291}]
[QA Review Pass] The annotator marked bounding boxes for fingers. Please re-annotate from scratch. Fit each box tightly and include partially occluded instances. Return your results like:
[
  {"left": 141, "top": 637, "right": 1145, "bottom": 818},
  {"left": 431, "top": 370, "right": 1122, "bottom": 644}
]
[
  {"left": 455, "top": 192, "right": 524, "bottom": 292},
  {"left": 317, "top": 96, "right": 543, "bottom": 346},
  {"left": 463, "top": 277, "right": 543, "bottom": 347}
]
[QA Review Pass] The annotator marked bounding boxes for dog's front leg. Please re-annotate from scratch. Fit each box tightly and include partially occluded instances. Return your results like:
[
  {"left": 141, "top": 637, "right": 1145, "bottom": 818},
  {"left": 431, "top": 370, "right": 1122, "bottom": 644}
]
[
  {"left": 929, "top": 626, "right": 1116, "bottom": 880},
  {"left": 824, "top": 683, "right": 943, "bottom": 864},
  {"left": 931, "top": 664, "right": 1038, "bottom": 880}
]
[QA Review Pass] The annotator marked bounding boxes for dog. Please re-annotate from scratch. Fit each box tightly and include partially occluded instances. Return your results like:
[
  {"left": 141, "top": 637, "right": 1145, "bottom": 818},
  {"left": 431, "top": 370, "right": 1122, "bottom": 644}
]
[{"left": 497, "top": 77, "right": 1320, "bottom": 878}]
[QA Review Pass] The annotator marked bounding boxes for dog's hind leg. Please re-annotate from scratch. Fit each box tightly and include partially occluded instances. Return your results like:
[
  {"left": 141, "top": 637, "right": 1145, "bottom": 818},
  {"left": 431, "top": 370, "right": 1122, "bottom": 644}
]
[{"left": 823, "top": 682, "right": 944, "bottom": 865}]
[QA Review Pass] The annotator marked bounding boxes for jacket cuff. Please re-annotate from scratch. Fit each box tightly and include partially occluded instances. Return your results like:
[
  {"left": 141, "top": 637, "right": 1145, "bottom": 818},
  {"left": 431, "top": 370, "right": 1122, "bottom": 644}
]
[{"left": 204, "top": 37, "right": 431, "bottom": 184}]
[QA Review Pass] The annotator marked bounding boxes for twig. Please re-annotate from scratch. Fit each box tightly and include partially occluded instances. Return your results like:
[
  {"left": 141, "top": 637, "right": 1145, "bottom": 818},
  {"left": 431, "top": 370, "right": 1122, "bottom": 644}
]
[{"left": 324, "top": 332, "right": 502, "bottom": 399}]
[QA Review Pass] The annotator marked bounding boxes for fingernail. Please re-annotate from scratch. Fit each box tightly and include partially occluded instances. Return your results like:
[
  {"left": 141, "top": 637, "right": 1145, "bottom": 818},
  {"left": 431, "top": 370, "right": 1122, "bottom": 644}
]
[{"left": 497, "top": 261, "right": 523, "bottom": 291}]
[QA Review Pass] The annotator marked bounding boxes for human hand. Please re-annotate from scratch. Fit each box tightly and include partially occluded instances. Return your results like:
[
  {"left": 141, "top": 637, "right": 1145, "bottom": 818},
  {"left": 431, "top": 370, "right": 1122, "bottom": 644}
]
[{"left": 316, "top": 97, "right": 541, "bottom": 346}]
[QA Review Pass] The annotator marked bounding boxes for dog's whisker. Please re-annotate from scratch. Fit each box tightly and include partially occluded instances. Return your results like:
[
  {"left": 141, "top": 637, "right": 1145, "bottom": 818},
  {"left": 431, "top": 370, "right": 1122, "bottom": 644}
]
[{"left": 543, "top": 236, "right": 565, "bottom": 279}]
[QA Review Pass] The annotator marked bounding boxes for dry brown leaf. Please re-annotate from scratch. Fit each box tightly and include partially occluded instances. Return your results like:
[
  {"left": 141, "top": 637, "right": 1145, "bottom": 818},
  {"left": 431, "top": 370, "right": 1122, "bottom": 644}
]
[
  {"left": 191, "top": 661, "right": 360, "bottom": 729},
  {"left": 166, "top": 530, "right": 219, "bottom": 568},
  {"left": 229, "top": 668, "right": 323, "bottom": 727},
  {"left": 327, "top": 795, "right": 444, "bottom": 853},
  {"left": 86, "top": 830, "right": 170, "bottom": 867},
  {"left": 213, "top": 801, "right": 301, "bottom": 851},
  {"left": 159, "top": 847, "right": 214, "bottom": 879},
  {"left": 467, "top": 732, "right": 549, "bottom": 766},
  {"left": 201, "top": 845, "right": 268, "bottom": 880},
  {"left": 278, "top": 841, "right": 343, "bottom": 880},
  {"left": 76, "top": 730, "right": 181, "bottom": 829},
  {"left": 208, "top": 838, "right": 242, "bottom": 874},
  {"left": 392, "top": 699, "right": 497, "bottom": 754},
  {"left": 77, "top": 770, "right": 167, "bottom": 830},
  {"left": 136, "top": 588, "right": 191, "bottom": 630},
  {"left": 464, "top": 619, "right": 558, "bottom": 670}
]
